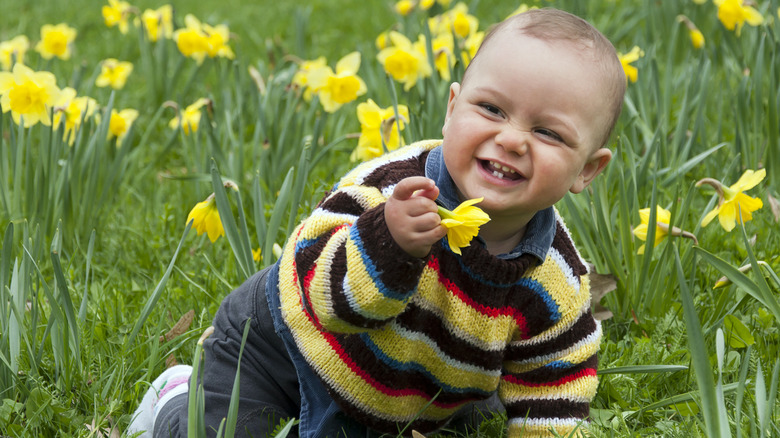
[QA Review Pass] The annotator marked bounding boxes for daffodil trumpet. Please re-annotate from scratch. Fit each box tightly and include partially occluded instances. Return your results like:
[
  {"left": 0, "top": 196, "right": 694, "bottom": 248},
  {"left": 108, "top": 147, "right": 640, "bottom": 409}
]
[
  {"left": 696, "top": 169, "right": 765, "bottom": 232},
  {"left": 437, "top": 197, "right": 491, "bottom": 255}
]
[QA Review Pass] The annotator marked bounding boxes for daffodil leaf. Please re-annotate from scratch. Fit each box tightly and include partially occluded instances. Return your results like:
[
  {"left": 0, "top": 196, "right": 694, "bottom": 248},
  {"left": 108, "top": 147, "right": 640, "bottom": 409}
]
[{"left": 723, "top": 314, "right": 754, "bottom": 348}]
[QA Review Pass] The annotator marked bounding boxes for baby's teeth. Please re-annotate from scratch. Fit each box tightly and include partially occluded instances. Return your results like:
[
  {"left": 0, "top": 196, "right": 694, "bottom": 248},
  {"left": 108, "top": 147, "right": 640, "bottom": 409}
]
[
  {"left": 489, "top": 161, "right": 516, "bottom": 174},
  {"left": 492, "top": 170, "right": 504, "bottom": 179}
]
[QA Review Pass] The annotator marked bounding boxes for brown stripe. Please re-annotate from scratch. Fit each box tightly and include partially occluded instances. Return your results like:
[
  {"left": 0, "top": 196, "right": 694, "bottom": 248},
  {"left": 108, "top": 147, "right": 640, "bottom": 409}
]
[
  {"left": 395, "top": 304, "right": 504, "bottom": 370},
  {"left": 355, "top": 205, "right": 426, "bottom": 293},
  {"left": 506, "top": 398, "right": 590, "bottom": 421},
  {"left": 332, "top": 331, "right": 493, "bottom": 403},
  {"left": 506, "top": 310, "right": 597, "bottom": 359},
  {"left": 513, "top": 354, "right": 598, "bottom": 384},
  {"left": 552, "top": 221, "right": 587, "bottom": 276},
  {"left": 360, "top": 151, "right": 430, "bottom": 191},
  {"left": 318, "top": 190, "right": 366, "bottom": 217}
]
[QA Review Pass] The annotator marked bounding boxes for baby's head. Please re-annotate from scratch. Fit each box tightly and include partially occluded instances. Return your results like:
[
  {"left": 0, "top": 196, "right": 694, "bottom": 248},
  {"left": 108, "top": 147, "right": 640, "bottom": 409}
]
[
  {"left": 464, "top": 8, "right": 626, "bottom": 147},
  {"left": 441, "top": 8, "right": 626, "bottom": 224}
]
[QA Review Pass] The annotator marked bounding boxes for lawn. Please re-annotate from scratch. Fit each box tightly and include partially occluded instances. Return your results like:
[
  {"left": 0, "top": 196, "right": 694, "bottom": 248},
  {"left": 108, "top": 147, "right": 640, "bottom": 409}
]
[{"left": 1, "top": 0, "right": 779, "bottom": 437}]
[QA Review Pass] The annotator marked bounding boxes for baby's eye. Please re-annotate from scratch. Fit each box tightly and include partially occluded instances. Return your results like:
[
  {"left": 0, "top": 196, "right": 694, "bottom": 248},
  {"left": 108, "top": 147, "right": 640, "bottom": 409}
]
[
  {"left": 479, "top": 103, "right": 502, "bottom": 116},
  {"left": 534, "top": 128, "right": 563, "bottom": 143}
]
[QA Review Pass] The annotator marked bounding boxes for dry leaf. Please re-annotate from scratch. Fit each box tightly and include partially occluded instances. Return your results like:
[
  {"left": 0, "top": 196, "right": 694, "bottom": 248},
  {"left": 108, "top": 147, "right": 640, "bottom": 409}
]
[
  {"left": 587, "top": 263, "right": 617, "bottom": 320},
  {"left": 768, "top": 193, "right": 779, "bottom": 222},
  {"left": 412, "top": 431, "right": 427, "bottom": 438},
  {"left": 160, "top": 309, "right": 195, "bottom": 342}
]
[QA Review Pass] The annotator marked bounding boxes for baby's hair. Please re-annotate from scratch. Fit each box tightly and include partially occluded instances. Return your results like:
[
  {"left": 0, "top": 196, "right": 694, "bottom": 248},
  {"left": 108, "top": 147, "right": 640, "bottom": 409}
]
[{"left": 464, "top": 8, "right": 626, "bottom": 147}]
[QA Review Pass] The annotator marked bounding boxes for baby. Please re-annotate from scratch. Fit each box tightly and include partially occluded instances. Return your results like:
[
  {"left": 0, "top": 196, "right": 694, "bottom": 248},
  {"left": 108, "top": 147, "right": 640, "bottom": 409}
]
[{"left": 129, "top": 7, "right": 626, "bottom": 438}]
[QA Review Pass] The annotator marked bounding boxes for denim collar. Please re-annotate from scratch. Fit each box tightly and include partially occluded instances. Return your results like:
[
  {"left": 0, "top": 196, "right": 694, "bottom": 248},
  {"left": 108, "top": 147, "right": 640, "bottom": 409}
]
[{"left": 424, "top": 145, "right": 555, "bottom": 262}]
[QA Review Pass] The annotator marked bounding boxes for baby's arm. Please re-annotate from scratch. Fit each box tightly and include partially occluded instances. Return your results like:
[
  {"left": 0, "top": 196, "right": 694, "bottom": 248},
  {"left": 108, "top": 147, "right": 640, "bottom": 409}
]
[
  {"left": 385, "top": 177, "right": 447, "bottom": 258},
  {"left": 282, "top": 153, "right": 443, "bottom": 333}
]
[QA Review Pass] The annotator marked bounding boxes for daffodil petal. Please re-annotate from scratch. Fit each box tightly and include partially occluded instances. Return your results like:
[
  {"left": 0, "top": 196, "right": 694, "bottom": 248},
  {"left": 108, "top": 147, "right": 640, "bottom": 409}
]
[
  {"left": 732, "top": 168, "right": 766, "bottom": 192},
  {"left": 701, "top": 207, "right": 720, "bottom": 227}
]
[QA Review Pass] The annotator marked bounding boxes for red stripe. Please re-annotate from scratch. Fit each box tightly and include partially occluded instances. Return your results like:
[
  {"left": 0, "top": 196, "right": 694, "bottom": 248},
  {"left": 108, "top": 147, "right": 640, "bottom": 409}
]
[
  {"left": 503, "top": 368, "right": 597, "bottom": 388},
  {"left": 428, "top": 256, "right": 529, "bottom": 338}
]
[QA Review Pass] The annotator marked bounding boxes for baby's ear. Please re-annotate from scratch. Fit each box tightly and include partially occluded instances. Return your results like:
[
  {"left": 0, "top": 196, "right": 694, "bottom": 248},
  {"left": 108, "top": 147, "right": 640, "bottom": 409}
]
[
  {"left": 442, "top": 82, "right": 461, "bottom": 136},
  {"left": 570, "top": 148, "right": 612, "bottom": 194}
]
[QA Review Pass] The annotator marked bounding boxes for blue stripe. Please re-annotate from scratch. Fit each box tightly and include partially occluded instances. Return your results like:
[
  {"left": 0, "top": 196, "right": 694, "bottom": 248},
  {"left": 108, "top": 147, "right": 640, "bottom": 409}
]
[
  {"left": 545, "top": 360, "right": 575, "bottom": 370},
  {"left": 295, "top": 237, "right": 317, "bottom": 253},
  {"left": 454, "top": 257, "right": 561, "bottom": 323},
  {"left": 359, "top": 333, "right": 493, "bottom": 396},
  {"left": 349, "top": 225, "right": 411, "bottom": 302}
]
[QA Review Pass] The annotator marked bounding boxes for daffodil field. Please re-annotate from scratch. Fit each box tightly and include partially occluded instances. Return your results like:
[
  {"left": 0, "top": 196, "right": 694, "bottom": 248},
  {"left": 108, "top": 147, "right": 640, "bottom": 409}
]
[{"left": 1, "top": 0, "right": 779, "bottom": 436}]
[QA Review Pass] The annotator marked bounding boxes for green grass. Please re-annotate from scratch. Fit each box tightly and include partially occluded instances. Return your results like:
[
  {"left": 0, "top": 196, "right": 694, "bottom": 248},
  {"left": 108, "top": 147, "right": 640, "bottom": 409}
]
[{"left": 1, "top": 0, "right": 780, "bottom": 436}]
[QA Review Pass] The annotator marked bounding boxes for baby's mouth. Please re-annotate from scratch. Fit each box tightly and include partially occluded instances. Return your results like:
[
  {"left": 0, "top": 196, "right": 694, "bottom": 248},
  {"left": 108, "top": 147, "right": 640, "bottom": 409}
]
[{"left": 481, "top": 160, "right": 523, "bottom": 181}]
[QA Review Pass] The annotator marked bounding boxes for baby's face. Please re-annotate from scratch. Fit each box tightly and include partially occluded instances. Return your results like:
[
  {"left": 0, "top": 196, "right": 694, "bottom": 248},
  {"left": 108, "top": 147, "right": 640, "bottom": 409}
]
[{"left": 441, "top": 31, "right": 612, "bottom": 224}]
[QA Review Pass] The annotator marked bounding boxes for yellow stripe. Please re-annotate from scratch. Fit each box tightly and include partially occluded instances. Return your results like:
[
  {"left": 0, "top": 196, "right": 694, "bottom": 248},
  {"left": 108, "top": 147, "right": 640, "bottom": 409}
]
[
  {"left": 505, "top": 334, "right": 600, "bottom": 374},
  {"left": 416, "top": 267, "right": 517, "bottom": 345},
  {"left": 499, "top": 374, "right": 599, "bottom": 402},
  {"left": 343, "top": 238, "right": 408, "bottom": 320},
  {"left": 366, "top": 327, "right": 499, "bottom": 391},
  {"left": 508, "top": 422, "right": 586, "bottom": 438}
]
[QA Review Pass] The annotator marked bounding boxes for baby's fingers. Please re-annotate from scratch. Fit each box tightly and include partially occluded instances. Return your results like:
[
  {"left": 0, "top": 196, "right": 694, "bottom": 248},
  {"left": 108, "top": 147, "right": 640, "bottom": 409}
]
[{"left": 392, "top": 177, "right": 437, "bottom": 201}]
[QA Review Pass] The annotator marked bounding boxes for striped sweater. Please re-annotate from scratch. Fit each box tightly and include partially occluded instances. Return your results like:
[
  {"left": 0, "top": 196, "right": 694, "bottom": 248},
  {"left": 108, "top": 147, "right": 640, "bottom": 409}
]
[{"left": 278, "top": 140, "right": 601, "bottom": 437}]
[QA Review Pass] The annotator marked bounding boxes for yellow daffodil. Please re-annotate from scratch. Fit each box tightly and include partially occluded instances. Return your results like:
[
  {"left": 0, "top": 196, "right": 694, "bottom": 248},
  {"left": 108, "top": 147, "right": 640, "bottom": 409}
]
[
  {"left": 437, "top": 197, "right": 490, "bottom": 255},
  {"left": 307, "top": 51, "right": 367, "bottom": 113},
  {"left": 632, "top": 206, "right": 697, "bottom": 254},
  {"left": 618, "top": 46, "right": 644, "bottom": 83},
  {"left": 54, "top": 89, "right": 98, "bottom": 145},
  {"left": 375, "top": 32, "right": 392, "bottom": 51},
  {"left": 452, "top": 8, "right": 478, "bottom": 38},
  {"left": 107, "top": 108, "right": 138, "bottom": 147},
  {"left": 377, "top": 31, "right": 432, "bottom": 91},
  {"left": 714, "top": 0, "right": 763, "bottom": 36},
  {"left": 0, "top": 35, "right": 30, "bottom": 71},
  {"left": 169, "top": 98, "right": 210, "bottom": 134},
  {"left": 697, "top": 168, "right": 766, "bottom": 232},
  {"left": 678, "top": 15, "right": 705, "bottom": 49},
  {"left": 507, "top": 4, "right": 539, "bottom": 19},
  {"left": 187, "top": 194, "right": 224, "bottom": 243},
  {"left": 351, "top": 99, "right": 409, "bottom": 162},
  {"left": 429, "top": 32, "right": 455, "bottom": 81},
  {"left": 95, "top": 58, "right": 133, "bottom": 90},
  {"left": 461, "top": 31, "right": 484, "bottom": 67},
  {"left": 420, "top": 0, "right": 435, "bottom": 10},
  {"left": 395, "top": 0, "right": 416, "bottom": 16},
  {"left": 35, "top": 23, "right": 77, "bottom": 60},
  {"left": 292, "top": 56, "right": 327, "bottom": 102},
  {"left": 174, "top": 15, "right": 234, "bottom": 64},
  {"left": 252, "top": 248, "right": 262, "bottom": 262},
  {"left": 428, "top": 3, "right": 478, "bottom": 38},
  {"left": 102, "top": 0, "right": 133, "bottom": 34},
  {"left": 0, "top": 63, "right": 62, "bottom": 127},
  {"left": 141, "top": 5, "right": 174, "bottom": 42}
]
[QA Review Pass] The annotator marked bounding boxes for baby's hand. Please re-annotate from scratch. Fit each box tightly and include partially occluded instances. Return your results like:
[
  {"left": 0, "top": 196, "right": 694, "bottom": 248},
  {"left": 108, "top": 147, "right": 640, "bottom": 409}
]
[{"left": 385, "top": 177, "right": 447, "bottom": 258}]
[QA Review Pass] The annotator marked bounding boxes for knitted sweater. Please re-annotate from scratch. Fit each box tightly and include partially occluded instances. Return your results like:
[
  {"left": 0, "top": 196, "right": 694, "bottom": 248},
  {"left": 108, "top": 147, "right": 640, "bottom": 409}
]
[{"left": 277, "top": 140, "right": 601, "bottom": 437}]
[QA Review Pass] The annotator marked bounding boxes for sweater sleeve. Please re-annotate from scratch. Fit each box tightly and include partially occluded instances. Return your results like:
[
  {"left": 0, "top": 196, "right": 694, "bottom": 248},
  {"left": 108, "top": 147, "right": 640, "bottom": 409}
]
[
  {"left": 499, "top": 284, "right": 601, "bottom": 438},
  {"left": 280, "top": 147, "right": 433, "bottom": 334}
]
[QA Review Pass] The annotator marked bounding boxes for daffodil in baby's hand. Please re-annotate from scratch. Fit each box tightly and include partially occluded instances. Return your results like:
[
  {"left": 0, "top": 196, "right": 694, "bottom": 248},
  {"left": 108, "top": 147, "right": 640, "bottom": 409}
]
[{"left": 437, "top": 197, "right": 490, "bottom": 255}]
